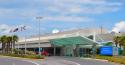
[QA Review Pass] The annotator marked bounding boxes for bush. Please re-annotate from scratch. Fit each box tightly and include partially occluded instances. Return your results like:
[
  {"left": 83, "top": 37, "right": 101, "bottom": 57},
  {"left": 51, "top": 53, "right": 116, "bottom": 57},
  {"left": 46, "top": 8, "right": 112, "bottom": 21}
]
[
  {"left": 122, "top": 50, "right": 125, "bottom": 56},
  {"left": 36, "top": 55, "right": 45, "bottom": 59},
  {"left": 0, "top": 49, "right": 45, "bottom": 59}
]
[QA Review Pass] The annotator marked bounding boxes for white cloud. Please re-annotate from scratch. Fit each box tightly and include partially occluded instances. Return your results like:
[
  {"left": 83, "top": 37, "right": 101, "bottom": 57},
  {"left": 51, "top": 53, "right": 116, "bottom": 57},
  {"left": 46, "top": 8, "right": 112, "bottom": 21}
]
[
  {"left": 0, "top": 8, "right": 39, "bottom": 19},
  {"left": 0, "top": 24, "right": 9, "bottom": 30},
  {"left": 0, "top": 0, "right": 123, "bottom": 19},
  {"left": 43, "top": 16, "right": 92, "bottom": 22},
  {"left": 52, "top": 29, "right": 60, "bottom": 34},
  {"left": 112, "top": 21, "right": 125, "bottom": 33},
  {"left": 0, "top": 0, "right": 123, "bottom": 28},
  {"left": 0, "top": 24, "right": 12, "bottom": 34},
  {"left": 44, "top": 0, "right": 123, "bottom": 15}
]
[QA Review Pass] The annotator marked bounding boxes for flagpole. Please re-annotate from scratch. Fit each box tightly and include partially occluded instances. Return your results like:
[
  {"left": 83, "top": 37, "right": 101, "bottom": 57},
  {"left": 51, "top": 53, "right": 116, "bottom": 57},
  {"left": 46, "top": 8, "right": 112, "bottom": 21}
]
[
  {"left": 12, "top": 33, "right": 14, "bottom": 54},
  {"left": 20, "top": 25, "right": 27, "bottom": 55},
  {"left": 17, "top": 26, "right": 19, "bottom": 55},
  {"left": 9, "top": 29, "right": 15, "bottom": 54}
]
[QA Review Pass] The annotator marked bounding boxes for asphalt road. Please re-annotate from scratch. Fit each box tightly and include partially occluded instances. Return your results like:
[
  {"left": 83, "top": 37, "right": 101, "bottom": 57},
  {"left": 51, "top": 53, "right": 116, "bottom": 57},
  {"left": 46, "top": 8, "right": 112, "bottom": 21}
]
[
  {"left": 45, "top": 56, "right": 115, "bottom": 65},
  {"left": 0, "top": 56, "right": 116, "bottom": 65},
  {"left": 0, "top": 57, "right": 37, "bottom": 65}
]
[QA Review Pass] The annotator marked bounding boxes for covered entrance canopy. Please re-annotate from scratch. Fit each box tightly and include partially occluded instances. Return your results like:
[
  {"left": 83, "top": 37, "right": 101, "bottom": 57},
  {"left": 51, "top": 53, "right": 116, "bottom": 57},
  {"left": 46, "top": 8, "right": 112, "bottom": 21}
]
[
  {"left": 50, "top": 36, "right": 96, "bottom": 46},
  {"left": 49, "top": 36, "right": 97, "bottom": 57}
]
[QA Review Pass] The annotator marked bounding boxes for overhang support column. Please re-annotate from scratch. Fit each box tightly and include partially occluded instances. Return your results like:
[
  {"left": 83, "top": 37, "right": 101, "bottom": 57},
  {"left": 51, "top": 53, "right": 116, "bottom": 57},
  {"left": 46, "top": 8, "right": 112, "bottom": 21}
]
[
  {"left": 54, "top": 47, "right": 56, "bottom": 56},
  {"left": 92, "top": 43, "right": 96, "bottom": 58}
]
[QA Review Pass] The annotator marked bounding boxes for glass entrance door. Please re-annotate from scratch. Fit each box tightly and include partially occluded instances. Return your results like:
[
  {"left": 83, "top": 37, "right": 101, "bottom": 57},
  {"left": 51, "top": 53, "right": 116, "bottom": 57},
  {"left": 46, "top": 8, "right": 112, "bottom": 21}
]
[{"left": 79, "top": 48, "right": 91, "bottom": 57}]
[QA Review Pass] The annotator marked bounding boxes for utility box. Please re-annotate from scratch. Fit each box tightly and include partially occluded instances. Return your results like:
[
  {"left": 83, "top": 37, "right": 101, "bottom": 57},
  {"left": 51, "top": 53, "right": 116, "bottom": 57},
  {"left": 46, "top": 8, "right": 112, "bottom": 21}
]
[{"left": 100, "top": 46, "right": 120, "bottom": 56}]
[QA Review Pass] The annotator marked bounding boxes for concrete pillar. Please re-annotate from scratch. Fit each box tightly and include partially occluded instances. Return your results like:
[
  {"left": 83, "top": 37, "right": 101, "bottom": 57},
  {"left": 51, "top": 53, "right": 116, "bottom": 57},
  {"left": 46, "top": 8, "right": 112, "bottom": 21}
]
[
  {"left": 54, "top": 47, "right": 56, "bottom": 56},
  {"left": 60, "top": 47, "right": 64, "bottom": 56},
  {"left": 92, "top": 43, "right": 96, "bottom": 58},
  {"left": 76, "top": 44, "right": 79, "bottom": 57}
]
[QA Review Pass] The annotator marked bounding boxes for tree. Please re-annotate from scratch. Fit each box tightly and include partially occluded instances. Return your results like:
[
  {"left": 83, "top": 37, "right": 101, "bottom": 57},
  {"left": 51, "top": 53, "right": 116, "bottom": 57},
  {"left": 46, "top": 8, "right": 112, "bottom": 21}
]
[
  {"left": 12, "top": 35, "right": 19, "bottom": 49},
  {"left": 120, "top": 36, "right": 125, "bottom": 52},
  {"left": 113, "top": 36, "right": 120, "bottom": 47},
  {"left": 0, "top": 35, "right": 8, "bottom": 54},
  {"left": 0, "top": 35, "right": 19, "bottom": 54},
  {"left": 7, "top": 36, "right": 13, "bottom": 53}
]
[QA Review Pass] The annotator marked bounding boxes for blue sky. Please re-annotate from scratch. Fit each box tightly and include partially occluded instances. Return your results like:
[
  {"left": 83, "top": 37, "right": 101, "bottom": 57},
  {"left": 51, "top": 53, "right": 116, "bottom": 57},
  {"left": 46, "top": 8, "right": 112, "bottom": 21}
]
[{"left": 0, "top": 0, "right": 125, "bottom": 36}]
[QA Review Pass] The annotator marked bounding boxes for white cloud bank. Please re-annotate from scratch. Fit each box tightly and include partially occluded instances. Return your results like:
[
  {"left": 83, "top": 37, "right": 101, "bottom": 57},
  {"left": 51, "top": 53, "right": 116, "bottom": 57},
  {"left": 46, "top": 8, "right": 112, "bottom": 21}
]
[
  {"left": 42, "top": 16, "right": 92, "bottom": 22},
  {"left": 0, "top": 24, "right": 12, "bottom": 34},
  {"left": 112, "top": 21, "right": 125, "bottom": 33},
  {"left": 0, "top": 0, "right": 123, "bottom": 22}
]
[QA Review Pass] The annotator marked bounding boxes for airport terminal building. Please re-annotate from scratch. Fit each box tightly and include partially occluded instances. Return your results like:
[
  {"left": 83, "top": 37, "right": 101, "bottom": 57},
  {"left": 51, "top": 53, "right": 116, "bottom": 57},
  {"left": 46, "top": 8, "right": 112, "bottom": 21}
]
[{"left": 14, "top": 28, "right": 111, "bottom": 57}]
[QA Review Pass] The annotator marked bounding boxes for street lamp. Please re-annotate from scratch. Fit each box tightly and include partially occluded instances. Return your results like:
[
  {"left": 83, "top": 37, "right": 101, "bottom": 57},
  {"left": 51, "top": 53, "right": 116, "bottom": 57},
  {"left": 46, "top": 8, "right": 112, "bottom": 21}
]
[{"left": 36, "top": 16, "right": 43, "bottom": 55}]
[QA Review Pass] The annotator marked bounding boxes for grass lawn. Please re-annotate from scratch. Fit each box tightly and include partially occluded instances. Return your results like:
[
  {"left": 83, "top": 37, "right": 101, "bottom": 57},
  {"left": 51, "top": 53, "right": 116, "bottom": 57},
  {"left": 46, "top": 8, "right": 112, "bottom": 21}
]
[{"left": 96, "top": 55, "right": 125, "bottom": 65}]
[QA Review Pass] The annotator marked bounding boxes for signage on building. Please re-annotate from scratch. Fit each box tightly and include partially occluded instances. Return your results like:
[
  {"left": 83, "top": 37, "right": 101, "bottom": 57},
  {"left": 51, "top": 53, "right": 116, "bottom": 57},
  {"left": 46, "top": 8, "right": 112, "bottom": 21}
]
[
  {"left": 100, "top": 46, "right": 113, "bottom": 55},
  {"left": 100, "top": 46, "right": 119, "bottom": 56}
]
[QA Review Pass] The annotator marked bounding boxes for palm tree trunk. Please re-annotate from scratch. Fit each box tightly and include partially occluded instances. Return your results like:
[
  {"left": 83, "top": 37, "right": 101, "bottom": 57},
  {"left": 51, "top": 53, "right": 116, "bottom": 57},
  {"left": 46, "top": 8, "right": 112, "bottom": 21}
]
[
  {"left": 10, "top": 42, "right": 12, "bottom": 53},
  {"left": 3, "top": 43, "right": 6, "bottom": 54},
  {"left": 2, "top": 43, "right": 4, "bottom": 54},
  {"left": 13, "top": 42, "right": 15, "bottom": 49},
  {"left": 6, "top": 43, "right": 8, "bottom": 54},
  {"left": 8, "top": 42, "right": 10, "bottom": 54}
]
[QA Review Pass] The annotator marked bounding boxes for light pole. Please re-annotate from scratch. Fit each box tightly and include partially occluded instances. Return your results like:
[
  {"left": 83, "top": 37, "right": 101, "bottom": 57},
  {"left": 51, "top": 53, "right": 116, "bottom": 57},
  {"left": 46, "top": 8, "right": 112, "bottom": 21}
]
[{"left": 36, "top": 16, "right": 43, "bottom": 55}]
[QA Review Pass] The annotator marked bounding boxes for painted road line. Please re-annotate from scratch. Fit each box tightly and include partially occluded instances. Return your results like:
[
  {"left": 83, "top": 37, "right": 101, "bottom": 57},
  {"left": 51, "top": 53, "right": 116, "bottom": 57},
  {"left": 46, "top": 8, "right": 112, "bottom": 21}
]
[
  {"left": 62, "top": 59, "right": 81, "bottom": 65},
  {"left": 13, "top": 63, "right": 15, "bottom": 65},
  {"left": 1, "top": 56, "right": 39, "bottom": 65}
]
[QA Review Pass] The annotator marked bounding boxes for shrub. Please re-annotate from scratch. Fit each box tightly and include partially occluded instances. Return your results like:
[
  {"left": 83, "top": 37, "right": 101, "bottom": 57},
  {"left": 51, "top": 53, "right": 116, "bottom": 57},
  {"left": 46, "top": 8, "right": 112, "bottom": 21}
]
[
  {"left": 36, "top": 55, "right": 45, "bottom": 59},
  {"left": 0, "top": 49, "right": 45, "bottom": 59}
]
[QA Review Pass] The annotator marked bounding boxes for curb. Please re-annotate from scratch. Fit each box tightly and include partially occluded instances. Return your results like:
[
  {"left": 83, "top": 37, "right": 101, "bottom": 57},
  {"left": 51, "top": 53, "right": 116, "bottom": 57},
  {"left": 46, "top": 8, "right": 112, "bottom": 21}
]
[
  {"left": 81, "top": 58, "right": 108, "bottom": 62},
  {"left": 81, "top": 58, "right": 123, "bottom": 65},
  {"left": 0, "top": 55, "right": 45, "bottom": 60}
]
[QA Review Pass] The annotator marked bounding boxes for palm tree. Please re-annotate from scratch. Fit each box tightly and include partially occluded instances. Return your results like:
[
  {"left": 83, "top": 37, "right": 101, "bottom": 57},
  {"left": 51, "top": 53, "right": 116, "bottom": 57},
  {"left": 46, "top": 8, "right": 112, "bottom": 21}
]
[
  {"left": 120, "top": 36, "right": 125, "bottom": 53},
  {"left": 12, "top": 35, "right": 19, "bottom": 49},
  {"left": 7, "top": 36, "right": 13, "bottom": 53},
  {"left": 0, "top": 35, "right": 19, "bottom": 54},
  {"left": 113, "top": 36, "right": 120, "bottom": 47},
  {"left": 0, "top": 35, "right": 8, "bottom": 54}
]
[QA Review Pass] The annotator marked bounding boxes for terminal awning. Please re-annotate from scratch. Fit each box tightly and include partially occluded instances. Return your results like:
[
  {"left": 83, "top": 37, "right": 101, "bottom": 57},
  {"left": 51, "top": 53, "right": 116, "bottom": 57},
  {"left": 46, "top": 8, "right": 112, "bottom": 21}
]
[{"left": 49, "top": 36, "right": 97, "bottom": 47}]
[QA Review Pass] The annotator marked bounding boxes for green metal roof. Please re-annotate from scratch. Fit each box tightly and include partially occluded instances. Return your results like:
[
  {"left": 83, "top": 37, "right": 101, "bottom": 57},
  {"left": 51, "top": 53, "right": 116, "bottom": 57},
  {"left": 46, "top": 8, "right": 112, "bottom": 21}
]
[
  {"left": 49, "top": 36, "right": 96, "bottom": 46},
  {"left": 103, "top": 42, "right": 113, "bottom": 46}
]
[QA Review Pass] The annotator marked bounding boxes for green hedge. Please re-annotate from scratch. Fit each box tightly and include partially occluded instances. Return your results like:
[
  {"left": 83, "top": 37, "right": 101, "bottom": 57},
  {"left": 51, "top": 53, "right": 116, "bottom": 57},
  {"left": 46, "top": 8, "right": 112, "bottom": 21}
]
[
  {"left": 0, "top": 53, "right": 45, "bottom": 59},
  {"left": 0, "top": 49, "right": 45, "bottom": 59}
]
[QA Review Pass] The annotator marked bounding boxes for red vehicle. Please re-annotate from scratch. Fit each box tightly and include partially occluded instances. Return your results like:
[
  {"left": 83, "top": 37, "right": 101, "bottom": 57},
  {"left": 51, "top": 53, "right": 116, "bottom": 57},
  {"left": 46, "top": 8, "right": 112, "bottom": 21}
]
[{"left": 41, "top": 50, "right": 48, "bottom": 56}]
